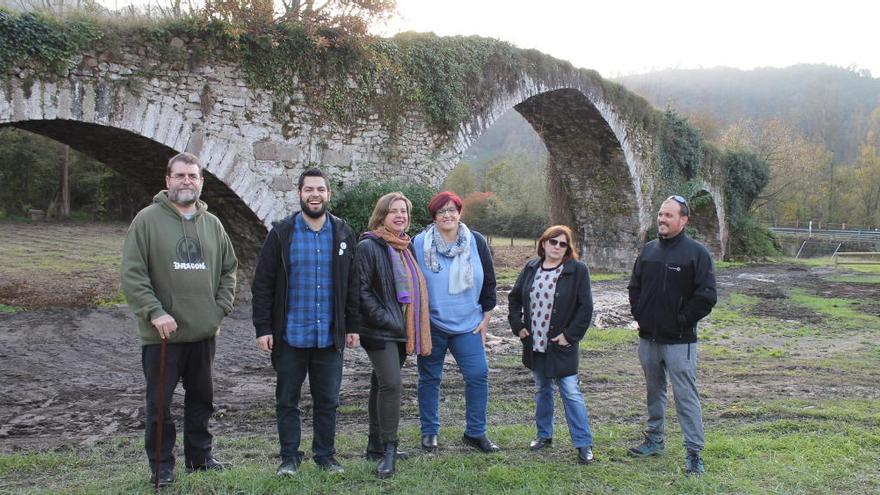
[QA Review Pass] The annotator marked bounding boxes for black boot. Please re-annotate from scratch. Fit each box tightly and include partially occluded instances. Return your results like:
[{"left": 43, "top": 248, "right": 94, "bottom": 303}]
[
  {"left": 367, "top": 436, "right": 409, "bottom": 461},
  {"left": 366, "top": 435, "right": 383, "bottom": 461},
  {"left": 375, "top": 442, "right": 397, "bottom": 479}
]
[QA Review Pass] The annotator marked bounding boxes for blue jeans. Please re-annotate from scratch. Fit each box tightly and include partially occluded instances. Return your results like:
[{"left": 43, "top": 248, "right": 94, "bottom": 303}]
[
  {"left": 272, "top": 342, "right": 343, "bottom": 462},
  {"left": 532, "top": 352, "right": 593, "bottom": 448},
  {"left": 417, "top": 327, "right": 488, "bottom": 437}
]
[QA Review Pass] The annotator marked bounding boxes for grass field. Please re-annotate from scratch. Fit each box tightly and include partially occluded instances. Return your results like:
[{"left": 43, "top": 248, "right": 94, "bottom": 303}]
[
  {"left": 3, "top": 279, "right": 878, "bottom": 494},
  {"left": 2, "top": 226, "right": 880, "bottom": 493},
  {"left": 2, "top": 400, "right": 877, "bottom": 494}
]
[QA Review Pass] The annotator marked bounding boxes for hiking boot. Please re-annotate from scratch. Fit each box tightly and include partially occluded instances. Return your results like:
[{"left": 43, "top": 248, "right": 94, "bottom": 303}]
[
  {"left": 627, "top": 435, "right": 664, "bottom": 457},
  {"left": 685, "top": 450, "right": 705, "bottom": 475}
]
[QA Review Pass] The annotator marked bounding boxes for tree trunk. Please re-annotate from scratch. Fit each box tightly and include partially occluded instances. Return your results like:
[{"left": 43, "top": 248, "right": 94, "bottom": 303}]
[{"left": 60, "top": 144, "right": 70, "bottom": 219}]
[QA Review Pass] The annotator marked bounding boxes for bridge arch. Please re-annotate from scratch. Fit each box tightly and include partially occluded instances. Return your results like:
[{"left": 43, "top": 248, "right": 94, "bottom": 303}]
[
  {"left": 1, "top": 36, "right": 729, "bottom": 270},
  {"left": 449, "top": 81, "right": 653, "bottom": 271},
  {"left": 0, "top": 77, "right": 274, "bottom": 269},
  {"left": 688, "top": 188, "right": 725, "bottom": 260},
  {"left": 2, "top": 119, "right": 265, "bottom": 270}
]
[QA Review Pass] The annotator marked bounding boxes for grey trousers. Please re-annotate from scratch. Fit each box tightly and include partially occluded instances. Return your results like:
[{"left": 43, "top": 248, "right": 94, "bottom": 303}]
[{"left": 638, "top": 338, "right": 704, "bottom": 453}]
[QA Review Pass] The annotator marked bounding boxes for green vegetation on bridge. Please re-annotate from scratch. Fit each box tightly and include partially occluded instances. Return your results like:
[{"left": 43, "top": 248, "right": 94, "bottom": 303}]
[{"left": 0, "top": 9, "right": 774, "bottom": 256}]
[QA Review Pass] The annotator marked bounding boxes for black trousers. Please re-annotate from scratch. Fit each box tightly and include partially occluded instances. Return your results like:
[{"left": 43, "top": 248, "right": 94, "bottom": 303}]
[
  {"left": 142, "top": 338, "right": 216, "bottom": 471},
  {"left": 366, "top": 341, "right": 407, "bottom": 444},
  {"left": 272, "top": 341, "right": 343, "bottom": 462}
]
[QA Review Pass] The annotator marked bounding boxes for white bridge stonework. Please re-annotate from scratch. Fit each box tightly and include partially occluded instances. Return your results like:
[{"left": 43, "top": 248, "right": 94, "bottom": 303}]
[{"left": 0, "top": 46, "right": 726, "bottom": 270}]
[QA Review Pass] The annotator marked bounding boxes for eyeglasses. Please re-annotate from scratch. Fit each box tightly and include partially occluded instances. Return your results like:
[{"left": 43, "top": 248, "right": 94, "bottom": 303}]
[
  {"left": 169, "top": 173, "right": 202, "bottom": 182},
  {"left": 547, "top": 238, "right": 568, "bottom": 248},
  {"left": 666, "top": 195, "right": 690, "bottom": 216},
  {"left": 435, "top": 207, "right": 458, "bottom": 217}
]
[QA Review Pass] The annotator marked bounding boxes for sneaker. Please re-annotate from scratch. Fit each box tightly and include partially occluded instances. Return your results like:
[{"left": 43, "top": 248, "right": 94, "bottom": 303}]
[
  {"left": 276, "top": 458, "right": 301, "bottom": 477},
  {"left": 627, "top": 435, "right": 664, "bottom": 457},
  {"left": 685, "top": 451, "right": 705, "bottom": 475},
  {"left": 315, "top": 456, "right": 345, "bottom": 474}
]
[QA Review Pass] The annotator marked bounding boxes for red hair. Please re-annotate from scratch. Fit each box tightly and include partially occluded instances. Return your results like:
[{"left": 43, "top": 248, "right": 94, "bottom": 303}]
[{"left": 427, "top": 191, "right": 463, "bottom": 217}]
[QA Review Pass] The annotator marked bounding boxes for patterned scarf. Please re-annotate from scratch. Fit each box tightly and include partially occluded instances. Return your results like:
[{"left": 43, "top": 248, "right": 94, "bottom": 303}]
[
  {"left": 422, "top": 222, "right": 474, "bottom": 294},
  {"left": 369, "top": 226, "right": 432, "bottom": 356}
]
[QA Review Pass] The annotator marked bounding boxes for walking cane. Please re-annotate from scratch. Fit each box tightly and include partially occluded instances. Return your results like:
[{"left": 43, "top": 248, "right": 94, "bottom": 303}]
[{"left": 154, "top": 336, "right": 168, "bottom": 491}]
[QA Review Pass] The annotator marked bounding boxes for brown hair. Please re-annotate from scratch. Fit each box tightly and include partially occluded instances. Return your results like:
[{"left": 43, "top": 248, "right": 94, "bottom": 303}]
[
  {"left": 536, "top": 225, "right": 578, "bottom": 263},
  {"left": 368, "top": 192, "right": 413, "bottom": 231},
  {"left": 166, "top": 152, "right": 203, "bottom": 176}
]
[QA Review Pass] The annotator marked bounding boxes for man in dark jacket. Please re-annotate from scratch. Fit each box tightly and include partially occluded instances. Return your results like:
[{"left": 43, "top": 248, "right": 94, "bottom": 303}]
[
  {"left": 251, "top": 168, "right": 359, "bottom": 476},
  {"left": 626, "top": 195, "right": 717, "bottom": 475}
]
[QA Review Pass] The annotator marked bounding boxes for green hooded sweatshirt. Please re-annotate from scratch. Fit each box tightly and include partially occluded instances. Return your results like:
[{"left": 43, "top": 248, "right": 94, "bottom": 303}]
[{"left": 121, "top": 191, "right": 238, "bottom": 345}]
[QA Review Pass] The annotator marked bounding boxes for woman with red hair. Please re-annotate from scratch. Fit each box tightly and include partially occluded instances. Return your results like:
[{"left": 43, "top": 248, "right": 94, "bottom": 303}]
[
  {"left": 508, "top": 225, "right": 595, "bottom": 465},
  {"left": 412, "top": 191, "right": 499, "bottom": 453}
]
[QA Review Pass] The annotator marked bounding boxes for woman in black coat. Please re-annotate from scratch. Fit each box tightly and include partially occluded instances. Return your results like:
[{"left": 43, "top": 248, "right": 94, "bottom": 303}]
[
  {"left": 508, "top": 225, "right": 595, "bottom": 465},
  {"left": 355, "top": 191, "right": 431, "bottom": 478}
]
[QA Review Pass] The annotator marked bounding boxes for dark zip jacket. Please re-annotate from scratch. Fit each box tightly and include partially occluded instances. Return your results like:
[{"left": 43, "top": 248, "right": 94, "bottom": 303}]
[
  {"left": 251, "top": 212, "right": 359, "bottom": 355},
  {"left": 627, "top": 231, "right": 717, "bottom": 344},
  {"left": 355, "top": 235, "right": 408, "bottom": 343},
  {"left": 508, "top": 258, "right": 593, "bottom": 378}
]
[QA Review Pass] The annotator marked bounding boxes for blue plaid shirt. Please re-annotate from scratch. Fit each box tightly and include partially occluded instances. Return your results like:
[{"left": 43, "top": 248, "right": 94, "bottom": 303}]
[{"left": 285, "top": 214, "right": 334, "bottom": 348}]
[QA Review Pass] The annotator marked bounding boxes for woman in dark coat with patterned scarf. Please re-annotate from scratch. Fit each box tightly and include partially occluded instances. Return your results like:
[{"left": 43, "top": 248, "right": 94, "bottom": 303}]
[
  {"left": 508, "top": 225, "right": 596, "bottom": 465},
  {"left": 355, "top": 191, "right": 431, "bottom": 478}
]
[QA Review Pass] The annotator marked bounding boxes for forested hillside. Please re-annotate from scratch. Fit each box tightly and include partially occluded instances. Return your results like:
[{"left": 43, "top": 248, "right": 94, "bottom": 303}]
[{"left": 618, "top": 65, "right": 880, "bottom": 165}]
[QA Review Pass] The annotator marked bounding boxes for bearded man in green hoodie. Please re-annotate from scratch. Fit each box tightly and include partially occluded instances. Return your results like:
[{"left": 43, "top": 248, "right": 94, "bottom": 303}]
[{"left": 121, "top": 152, "right": 238, "bottom": 488}]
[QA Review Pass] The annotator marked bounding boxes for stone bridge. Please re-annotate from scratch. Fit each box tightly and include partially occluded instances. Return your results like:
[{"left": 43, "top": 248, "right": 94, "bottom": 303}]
[{"left": 0, "top": 34, "right": 727, "bottom": 271}]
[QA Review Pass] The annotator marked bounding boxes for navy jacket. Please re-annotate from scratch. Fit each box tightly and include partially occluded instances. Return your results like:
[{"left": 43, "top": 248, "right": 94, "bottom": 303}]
[
  {"left": 508, "top": 258, "right": 593, "bottom": 378},
  {"left": 251, "top": 213, "right": 360, "bottom": 355}
]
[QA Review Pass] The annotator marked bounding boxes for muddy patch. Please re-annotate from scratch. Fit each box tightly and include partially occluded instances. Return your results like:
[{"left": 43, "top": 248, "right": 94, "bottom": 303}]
[{"left": 2, "top": 223, "right": 878, "bottom": 457}]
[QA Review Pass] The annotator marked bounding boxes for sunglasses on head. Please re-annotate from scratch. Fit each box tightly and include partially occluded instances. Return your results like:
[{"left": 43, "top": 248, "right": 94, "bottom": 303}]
[
  {"left": 547, "top": 238, "right": 568, "bottom": 248},
  {"left": 666, "top": 195, "right": 690, "bottom": 215}
]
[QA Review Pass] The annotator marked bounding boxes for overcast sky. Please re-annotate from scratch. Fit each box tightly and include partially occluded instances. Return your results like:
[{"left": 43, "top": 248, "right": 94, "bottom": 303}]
[{"left": 377, "top": 0, "right": 878, "bottom": 78}]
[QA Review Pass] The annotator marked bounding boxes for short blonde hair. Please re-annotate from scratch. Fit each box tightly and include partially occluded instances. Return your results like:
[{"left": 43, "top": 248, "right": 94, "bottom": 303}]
[{"left": 368, "top": 192, "right": 412, "bottom": 231}]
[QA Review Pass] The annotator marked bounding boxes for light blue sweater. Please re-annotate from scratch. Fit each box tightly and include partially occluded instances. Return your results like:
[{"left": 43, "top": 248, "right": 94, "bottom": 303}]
[{"left": 413, "top": 232, "right": 485, "bottom": 334}]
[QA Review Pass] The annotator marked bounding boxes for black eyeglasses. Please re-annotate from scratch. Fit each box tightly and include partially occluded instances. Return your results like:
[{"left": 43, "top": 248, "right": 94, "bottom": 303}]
[
  {"left": 547, "top": 238, "right": 568, "bottom": 248},
  {"left": 667, "top": 195, "right": 690, "bottom": 216}
]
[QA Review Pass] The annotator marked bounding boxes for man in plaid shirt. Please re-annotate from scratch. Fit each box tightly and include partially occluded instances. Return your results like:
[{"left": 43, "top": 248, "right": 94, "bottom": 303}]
[{"left": 252, "top": 168, "right": 360, "bottom": 476}]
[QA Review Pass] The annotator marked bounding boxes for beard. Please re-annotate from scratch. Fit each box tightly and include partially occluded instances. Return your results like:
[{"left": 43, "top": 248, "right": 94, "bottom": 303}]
[
  {"left": 169, "top": 186, "right": 201, "bottom": 207},
  {"left": 300, "top": 198, "right": 327, "bottom": 219}
]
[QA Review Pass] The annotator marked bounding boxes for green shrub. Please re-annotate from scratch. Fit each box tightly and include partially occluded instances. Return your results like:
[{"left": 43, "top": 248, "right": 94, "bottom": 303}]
[
  {"left": 729, "top": 217, "right": 780, "bottom": 258},
  {"left": 330, "top": 180, "right": 437, "bottom": 237},
  {"left": 657, "top": 109, "right": 703, "bottom": 183},
  {"left": 0, "top": 11, "right": 102, "bottom": 74}
]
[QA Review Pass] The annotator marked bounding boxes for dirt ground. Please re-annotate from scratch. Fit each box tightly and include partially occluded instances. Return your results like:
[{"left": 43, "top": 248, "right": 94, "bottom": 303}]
[{"left": 1, "top": 222, "right": 878, "bottom": 456}]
